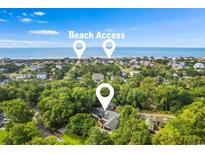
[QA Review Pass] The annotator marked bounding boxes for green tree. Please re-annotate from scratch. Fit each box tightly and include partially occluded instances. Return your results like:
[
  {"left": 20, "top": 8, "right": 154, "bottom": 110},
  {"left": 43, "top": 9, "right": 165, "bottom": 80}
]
[
  {"left": 85, "top": 127, "right": 113, "bottom": 145},
  {"left": 4, "top": 121, "right": 41, "bottom": 145},
  {"left": 111, "top": 105, "right": 150, "bottom": 145},
  {"left": 152, "top": 102, "right": 205, "bottom": 144},
  {"left": 67, "top": 113, "right": 96, "bottom": 136},
  {"left": 154, "top": 84, "right": 192, "bottom": 112},
  {"left": 127, "top": 88, "right": 146, "bottom": 108},
  {"left": 2, "top": 99, "right": 33, "bottom": 123}
]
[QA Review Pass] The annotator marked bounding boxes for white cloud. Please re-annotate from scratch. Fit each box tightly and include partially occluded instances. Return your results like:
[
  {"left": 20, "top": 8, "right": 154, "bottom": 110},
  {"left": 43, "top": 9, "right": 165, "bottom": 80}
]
[
  {"left": 36, "top": 20, "right": 48, "bottom": 24},
  {"left": 29, "top": 30, "right": 59, "bottom": 35},
  {"left": 19, "top": 18, "right": 33, "bottom": 23},
  {"left": 22, "top": 12, "right": 27, "bottom": 16},
  {"left": 0, "top": 19, "right": 8, "bottom": 22},
  {"left": 0, "top": 39, "right": 65, "bottom": 48},
  {"left": 33, "top": 11, "right": 46, "bottom": 16}
]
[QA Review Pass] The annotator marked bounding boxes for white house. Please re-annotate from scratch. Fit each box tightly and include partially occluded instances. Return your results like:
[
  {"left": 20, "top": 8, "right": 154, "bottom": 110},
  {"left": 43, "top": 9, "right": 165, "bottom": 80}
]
[
  {"left": 131, "top": 64, "right": 141, "bottom": 70},
  {"left": 193, "top": 63, "right": 205, "bottom": 69},
  {"left": 129, "top": 71, "right": 140, "bottom": 77},
  {"left": 168, "top": 61, "right": 187, "bottom": 69},
  {"left": 37, "top": 73, "right": 48, "bottom": 79},
  {"left": 31, "top": 65, "right": 43, "bottom": 71},
  {"left": 56, "top": 64, "right": 62, "bottom": 70},
  {"left": 16, "top": 74, "right": 32, "bottom": 80}
]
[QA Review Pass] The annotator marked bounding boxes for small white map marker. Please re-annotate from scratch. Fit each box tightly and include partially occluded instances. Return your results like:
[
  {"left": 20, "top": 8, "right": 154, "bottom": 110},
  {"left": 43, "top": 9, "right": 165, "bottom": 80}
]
[
  {"left": 73, "top": 40, "right": 86, "bottom": 59},
  {"left": 96, "top": 83, "right": 114, "bottom": 110},
  {"left": 102, "top": 39, "right": 116, "bottom": 58}
]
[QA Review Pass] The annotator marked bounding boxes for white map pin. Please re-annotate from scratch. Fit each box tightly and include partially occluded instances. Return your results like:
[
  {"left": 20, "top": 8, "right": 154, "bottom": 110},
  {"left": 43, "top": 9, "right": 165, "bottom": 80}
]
[
  {"left": 73, "top": 40, "right": 86, "bottom": 59},
  {"left": 96, "top": 83, "right": 114, "bottom": 110},
  {"left": 102, "top": 39, "right": 116, "bottom": 58}
]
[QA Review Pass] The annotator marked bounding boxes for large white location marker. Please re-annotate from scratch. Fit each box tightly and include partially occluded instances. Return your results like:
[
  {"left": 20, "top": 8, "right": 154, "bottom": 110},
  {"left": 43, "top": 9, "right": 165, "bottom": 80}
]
[
  {"left": 102, "top": 39, "right": 116, "bottom": 58},
  {"left": 73, "top": 40, "right": 86, "bottom": 59},
  {"left": 96, "top": 83, "right": 114, "bottom": 110}
]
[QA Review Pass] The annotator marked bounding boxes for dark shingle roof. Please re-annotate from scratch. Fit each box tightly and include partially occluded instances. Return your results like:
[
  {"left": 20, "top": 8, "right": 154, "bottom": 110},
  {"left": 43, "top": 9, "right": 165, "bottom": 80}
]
[{"left": 91, "top": 107, "right": 120, "bottom": 130}]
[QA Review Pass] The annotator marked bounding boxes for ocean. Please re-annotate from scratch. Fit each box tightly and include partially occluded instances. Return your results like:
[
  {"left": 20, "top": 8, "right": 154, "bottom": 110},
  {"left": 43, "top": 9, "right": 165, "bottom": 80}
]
[{"left": 0, "top": 47, "right": 205, "bottom": 59}]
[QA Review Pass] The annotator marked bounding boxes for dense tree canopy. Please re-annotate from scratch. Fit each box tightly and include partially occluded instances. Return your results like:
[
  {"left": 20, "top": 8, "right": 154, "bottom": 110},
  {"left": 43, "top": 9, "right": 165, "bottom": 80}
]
[
  {"left": 38, "top": 79, "right": 97, "bottom": 129},
  {"left": 67, "top": 113, "right": 96, "bottom": 136},
  {"left": 0, "top": 80, "right": 43, "bottom": 106},
  {"left": 152, "top": 102, "right": 205, "bottom": 145},
  {"left": 111, "top": 105, "right": 150, "bottom": 145},
  {"left": 85, "top": 127, "right": 113, "bottom": 145},
  {"left": 1, "top": 58, "right": 205, "bottom": 145},
  {"left": 2, "top": 99, "right": 33, "bottom": 123},
  {"left": 4, "top": 121, "right": 41, "bottom": 145}
]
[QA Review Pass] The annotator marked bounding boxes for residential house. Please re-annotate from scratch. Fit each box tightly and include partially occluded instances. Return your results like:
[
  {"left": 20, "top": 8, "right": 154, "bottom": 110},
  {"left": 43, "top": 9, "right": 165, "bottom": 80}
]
[
  {"left": 139, "top": 112, "right": 175, "bottom": 132},
  {"left": 16, "top": 74, "right": 32, "bottom": 80},
  {"left": 193, "top": 63, "right": 205, "bottom": 69},
  {"left": 14, "top": 63, "right": 24, "bottom": 67},
  {"left": 168, "top": 61, "right": 187, "bottom": 69},
  {"left": 131, "top": 64, "right": 141, "bottom": 70},
  {"left": 36, "top": 73, "right": 48, "bottom": 79},
  {"left": 0, "top": 79, "right": 10, "bottom": 85},
  {"left": 56, "top": 64, "right": 62, "bottom": 70},
  {"left": 140, "top": 60, "right": 154, "bottom": 67},
  {"left": 119, "top": 59, "right": 128, "bottom": 66},
  {"left": 91, "top": 107, "right": 120, "bottom": 132},
  {"left": 108, "top": 59, "right": 115, "bottom": 64},
  {"left": 92, "top": 73, "right": 104, "bottom": 83},
  {"left": 129, "top": 59, "right": 139, "bottom": 67},
  {"left": 31, "top": 64, "right": 43, "bottom": 71},
  {"left": 102, "top": 59, "right": 109, "bottom": 65},
  {"left": 129, "top": 71, "right": 140, "bottom": 77}
]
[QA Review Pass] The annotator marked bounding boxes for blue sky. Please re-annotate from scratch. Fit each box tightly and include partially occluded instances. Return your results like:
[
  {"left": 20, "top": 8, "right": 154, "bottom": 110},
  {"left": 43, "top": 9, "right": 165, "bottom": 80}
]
[{"left": 1, "top": 8, "right": 205, "bottom": 47}]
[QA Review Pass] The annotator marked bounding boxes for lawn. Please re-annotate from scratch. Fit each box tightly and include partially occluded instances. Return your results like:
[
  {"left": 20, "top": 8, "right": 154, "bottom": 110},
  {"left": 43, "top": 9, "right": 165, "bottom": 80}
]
[
  {"left": 0, "top": 130, "right": 7, "bottom": 145},
  {"left": 61, "top": 133, "right": 86, "bottom": 145}
]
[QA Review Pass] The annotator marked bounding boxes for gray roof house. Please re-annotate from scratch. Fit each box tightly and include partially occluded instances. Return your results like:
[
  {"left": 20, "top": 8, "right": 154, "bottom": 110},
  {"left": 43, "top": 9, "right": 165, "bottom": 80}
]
[
  {"left": 129, "top": 59, "right": 139, "bottom": 67},
  {"left": 91, "top": 107, "right": 120, "bottom": 132},
  {"left": 168, "top": 61, "right": 187, "bottom": 69},
  {"left": 92, "top": 73, "right": 104, "bottom": 83}
]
